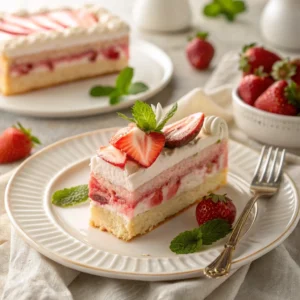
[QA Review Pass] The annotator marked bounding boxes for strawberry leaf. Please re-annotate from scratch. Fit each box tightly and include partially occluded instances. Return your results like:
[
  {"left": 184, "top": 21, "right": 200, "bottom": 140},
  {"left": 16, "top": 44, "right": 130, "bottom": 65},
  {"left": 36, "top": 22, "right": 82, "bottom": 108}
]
[
  {"left": 155, "top": 103, "right": 178, "bottom": 131},
  {"left": 285, "top": 81, "right": 300, "bottom": 109},
  {"left": 15, "top": 122, "right": 41, "bottom": 146},
  {"left": 132, "top": 101, "right": 157, "bottom": 132},
  {"left": 242, "top": 42, "right": 256, "bottom": 53},
  {"left": 196, "top": 32, "right": 209, "bottom": 40},
  {"left": 204, "top": 192, "right": 228, "bottom": 203},
  {"left": 271, "top": 59, "right": 296, "bottom": 81}
]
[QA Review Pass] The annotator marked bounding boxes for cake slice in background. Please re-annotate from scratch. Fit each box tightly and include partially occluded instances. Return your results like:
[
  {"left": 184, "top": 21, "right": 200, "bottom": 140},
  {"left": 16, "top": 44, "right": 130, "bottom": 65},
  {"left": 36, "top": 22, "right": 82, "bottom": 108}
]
[
  {"left": 0, "top": 5, "right": 129, "bottom": 95},
  {"left": 89, "top": 101, "right": 228, "bottom": 241}
]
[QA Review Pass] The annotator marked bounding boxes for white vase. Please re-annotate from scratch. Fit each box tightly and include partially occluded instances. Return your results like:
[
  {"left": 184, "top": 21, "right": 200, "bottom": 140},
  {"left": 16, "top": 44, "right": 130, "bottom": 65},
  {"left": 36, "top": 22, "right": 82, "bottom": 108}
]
[
  {"left": 260, "top": 0, "right": 300, "bottom": 50},
  {"left": 133, "top": 0, "right": 192, "bottom": 32}
]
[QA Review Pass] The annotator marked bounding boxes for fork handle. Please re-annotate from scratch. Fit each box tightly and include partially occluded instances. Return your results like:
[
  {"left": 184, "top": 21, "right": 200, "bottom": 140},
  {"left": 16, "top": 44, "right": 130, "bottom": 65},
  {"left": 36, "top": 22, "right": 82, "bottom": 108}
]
[{"left": 204, "top": 193, "right": 261, "bottom": 278}]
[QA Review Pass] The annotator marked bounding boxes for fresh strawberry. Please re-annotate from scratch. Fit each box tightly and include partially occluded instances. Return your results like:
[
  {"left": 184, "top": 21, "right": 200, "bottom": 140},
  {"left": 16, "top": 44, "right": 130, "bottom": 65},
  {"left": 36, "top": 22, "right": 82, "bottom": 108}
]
[
  {"left": 163, "top": 112, "right": 205, "bottom": 148},
  {"left": 110, "top": 126, "right": 165, "bottom": 167},
  {"left": 97, "top": 145, "right": 127, "bottom": 169},
  {"left": 254, "top": 80, "right": 300, "bottom": 116},
  {"left": 196, "top": 193, "right": 236, "bottom": 226},
  {"left": 0, "top": 123, "right": 41, "bottom": 164},
  {"left": 239, "top": 43, "right": 281, "bottom": 75},
  {"left": 271, "top": 58, "right": 300, "bottom": 85},
  {"left": 186, "top": 32, "right": 215, "bottom": 70},
  {"left": 238, "top": 68, "right": 274, "bottom": 106}
]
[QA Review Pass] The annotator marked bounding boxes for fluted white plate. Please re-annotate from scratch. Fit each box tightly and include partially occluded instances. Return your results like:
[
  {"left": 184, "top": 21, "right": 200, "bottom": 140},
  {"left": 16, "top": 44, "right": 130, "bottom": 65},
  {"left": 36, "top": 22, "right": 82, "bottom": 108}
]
[
  {"left": 5, "top": 128, "right": 299, "bottom": 281},
  {"left": 0, "top": 40, "right": 173, "bottom": 118}
]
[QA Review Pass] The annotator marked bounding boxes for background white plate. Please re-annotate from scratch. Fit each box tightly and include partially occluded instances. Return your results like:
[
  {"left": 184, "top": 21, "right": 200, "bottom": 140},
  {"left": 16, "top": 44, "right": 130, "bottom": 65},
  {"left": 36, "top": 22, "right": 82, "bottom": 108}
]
[
  {"left": 0, "top": 40, "right": 173, "bottom": 118},
  {"left": 5, "top": 128, "right": 300, "bottom": 281}
]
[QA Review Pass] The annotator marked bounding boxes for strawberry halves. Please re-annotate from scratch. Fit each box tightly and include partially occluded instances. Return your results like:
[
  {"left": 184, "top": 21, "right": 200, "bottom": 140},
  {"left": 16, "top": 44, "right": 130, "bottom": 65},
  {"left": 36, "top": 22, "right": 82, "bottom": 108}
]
[{"left": 163, "top": 112, "right": 205, "bottom": 148}]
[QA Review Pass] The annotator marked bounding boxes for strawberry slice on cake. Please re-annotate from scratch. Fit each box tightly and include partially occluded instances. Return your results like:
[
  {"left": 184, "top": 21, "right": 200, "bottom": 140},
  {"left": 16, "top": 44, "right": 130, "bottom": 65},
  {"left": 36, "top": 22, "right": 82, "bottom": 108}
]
[{"left": 89, "top": 101, "right": 229, "bottom": 241}]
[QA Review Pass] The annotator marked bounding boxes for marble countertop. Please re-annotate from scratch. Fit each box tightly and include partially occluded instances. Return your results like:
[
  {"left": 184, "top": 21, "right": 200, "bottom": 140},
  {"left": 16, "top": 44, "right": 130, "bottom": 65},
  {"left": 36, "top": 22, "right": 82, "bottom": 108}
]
[{"left": 0, "top": 0, "right": 267, "bottom": 175}]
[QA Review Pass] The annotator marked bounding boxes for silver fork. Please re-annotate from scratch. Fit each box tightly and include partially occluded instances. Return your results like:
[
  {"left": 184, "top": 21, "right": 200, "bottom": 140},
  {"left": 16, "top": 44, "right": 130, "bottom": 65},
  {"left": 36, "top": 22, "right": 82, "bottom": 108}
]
[{"left": 204, "top": 146, "right": 286, "bottom": 278}]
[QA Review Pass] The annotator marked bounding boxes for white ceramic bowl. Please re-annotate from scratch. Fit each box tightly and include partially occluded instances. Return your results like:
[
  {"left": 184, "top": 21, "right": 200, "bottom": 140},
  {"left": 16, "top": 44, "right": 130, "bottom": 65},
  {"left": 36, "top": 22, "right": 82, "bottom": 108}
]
[{"left": 232, "top": 87, "right": 300, "bottom": 149}]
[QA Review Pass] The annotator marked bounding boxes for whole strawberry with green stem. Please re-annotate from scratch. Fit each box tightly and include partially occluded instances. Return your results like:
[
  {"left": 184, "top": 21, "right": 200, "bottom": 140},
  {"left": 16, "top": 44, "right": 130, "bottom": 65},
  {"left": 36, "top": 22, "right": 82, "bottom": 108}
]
[
  {"left": 254, "top": 80, "right": 300, "bottom": 116},
  {"left": 0, "top": 122, "right": 41, "bottom": 164},
  {"left": 239, "top": 43, "right": 281, "bottom": 76},
  {"left": 186, "top": 32, "right": 215, "bottom": 70},
  {"left": 196, "top": 193, "right": 236, "bottom": 226},
  {"left": 238, "top": 67, "right": 274, "bottom": 106}
]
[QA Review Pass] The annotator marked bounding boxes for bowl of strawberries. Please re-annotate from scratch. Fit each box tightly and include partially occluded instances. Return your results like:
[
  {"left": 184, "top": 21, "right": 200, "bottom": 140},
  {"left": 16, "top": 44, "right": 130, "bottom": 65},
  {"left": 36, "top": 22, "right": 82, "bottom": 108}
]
[{"left": 232, "top": 43, "right": 300, "bottom": 148}]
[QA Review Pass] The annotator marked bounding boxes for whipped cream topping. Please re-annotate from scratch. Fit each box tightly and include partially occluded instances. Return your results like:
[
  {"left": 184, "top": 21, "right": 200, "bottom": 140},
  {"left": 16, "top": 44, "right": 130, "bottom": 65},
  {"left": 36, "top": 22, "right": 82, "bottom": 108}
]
[
  {"left": 0, "top": 4, "right": 129, "bottom": 57},
  {"left": 90, "top": 116, "right": 228, "bottom": 192}
]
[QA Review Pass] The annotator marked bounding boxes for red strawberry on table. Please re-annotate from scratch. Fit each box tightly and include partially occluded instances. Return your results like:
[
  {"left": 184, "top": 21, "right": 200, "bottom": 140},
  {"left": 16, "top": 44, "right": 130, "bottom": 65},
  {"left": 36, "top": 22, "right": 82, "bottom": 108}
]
[
  {"left": 239, "top": 43, "right": 281, "bottom": 75},
  {"left": 97, "top": 145, "right": 127, "bottom": 169},
  {"left": 186, "top": 32, "right": 215, "bottom": 70},
  {"left": 238, "top": 67, "right": 274, "bottom": 106},
  {"left": 0, "top": 123, "right": 41, "bottom": 164},
  {"left": 163, "top": 112, "right": 205, "bottom": 148},
  {"left": 110, "top": 126, "right": 165, "bottom": 168},
  {"left": 196, "top": 193, "right": 236, "bottom": 226},
  {"left": 254, "top": 80, "right": 300, "bottom": 116}
]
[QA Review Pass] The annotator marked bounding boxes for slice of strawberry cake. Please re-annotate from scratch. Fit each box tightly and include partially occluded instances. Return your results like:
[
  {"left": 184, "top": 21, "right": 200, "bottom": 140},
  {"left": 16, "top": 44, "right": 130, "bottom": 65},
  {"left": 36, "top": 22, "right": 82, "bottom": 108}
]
[
  {"left": 89, "top": 101, "right": 228, "bottom": 241},
  {"left": 0, "top": 5, "right": 129, "bottom": 95}
]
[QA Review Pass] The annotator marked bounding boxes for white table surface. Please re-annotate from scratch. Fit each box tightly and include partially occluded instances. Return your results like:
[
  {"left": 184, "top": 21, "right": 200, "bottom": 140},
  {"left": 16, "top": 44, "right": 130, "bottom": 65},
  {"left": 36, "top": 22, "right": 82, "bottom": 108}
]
[{"left": 0, "top": 0, "right": 268, "bottom": 175}]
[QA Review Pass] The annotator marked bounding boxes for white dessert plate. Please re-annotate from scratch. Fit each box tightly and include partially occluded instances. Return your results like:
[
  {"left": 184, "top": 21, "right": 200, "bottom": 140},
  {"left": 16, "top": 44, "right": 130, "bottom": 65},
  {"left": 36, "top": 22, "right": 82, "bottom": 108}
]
[
  {"left": 5, "top": 128, "right": 299, "bottom": 281},
  {"left": 0, "top": 40, "right": 173, "bottom": 118}
]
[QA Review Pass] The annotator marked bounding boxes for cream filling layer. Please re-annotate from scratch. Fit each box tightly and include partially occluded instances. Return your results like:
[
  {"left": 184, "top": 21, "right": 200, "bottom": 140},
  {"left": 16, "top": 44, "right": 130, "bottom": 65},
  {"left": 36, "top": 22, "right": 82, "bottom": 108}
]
[
  {"left": 91, "top": 134, "right": 221, "bottom": 192},
  {"left": 91, "top": 153, "right": 226, "bottom": 222}
]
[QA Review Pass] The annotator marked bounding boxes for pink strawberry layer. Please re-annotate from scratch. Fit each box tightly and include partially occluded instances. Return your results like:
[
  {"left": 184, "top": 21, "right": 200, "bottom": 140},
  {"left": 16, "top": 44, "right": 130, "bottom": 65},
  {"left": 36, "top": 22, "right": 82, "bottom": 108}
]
[
  {"left": 9, "top": 43, "right": 129, "bottom": 77},
  {"left": 89, "top": 141, "right": 228, "bottom": 219}
]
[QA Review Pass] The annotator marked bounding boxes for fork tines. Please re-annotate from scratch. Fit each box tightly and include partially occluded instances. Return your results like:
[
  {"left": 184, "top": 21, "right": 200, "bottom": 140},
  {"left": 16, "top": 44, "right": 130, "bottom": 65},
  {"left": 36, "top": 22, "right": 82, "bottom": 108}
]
[{"left": 252, "top": 146, "right": 286, "bottom": 186}]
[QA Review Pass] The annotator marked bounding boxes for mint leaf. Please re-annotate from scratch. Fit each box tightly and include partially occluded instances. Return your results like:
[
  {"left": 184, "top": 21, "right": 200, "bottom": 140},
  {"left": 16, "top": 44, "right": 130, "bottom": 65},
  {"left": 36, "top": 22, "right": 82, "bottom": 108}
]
[
  {"left": 52, "top": 184, "right": 89, "bottom": 208},
  {"left": 132, "top": 100, "right": 157, "bottom": 132},
  {"left": 90, "top": 86, "right": 115, "bottom": 97},
  {"left": 201, "top": 219, "right": 232, "bottom": 245},
  {"left": 203, "top": 0, "right": 246, "bottom": 22},
  {"left": 117, "top": 112, "right": 135, "bottom": 123},
  {"left": 156, "top": 103, "right": 178, "bottom": 131},
  {"left": 109, "top": 90, "right": 122, "bottom": 105},
  {"left": 232, "top": 1, "right": 246, "bottom": 13},
  {"left": 116, "top": 67, "right": 134, "bottom": 94},
  {"left": 170, "top": 228, "right": 203, "bottom": 254},
  {"left": 128, "top": 82, "right": 149, "bottom": 95},
  {"left": 203, "top": 3, "right": 221, "bottom": 17}
]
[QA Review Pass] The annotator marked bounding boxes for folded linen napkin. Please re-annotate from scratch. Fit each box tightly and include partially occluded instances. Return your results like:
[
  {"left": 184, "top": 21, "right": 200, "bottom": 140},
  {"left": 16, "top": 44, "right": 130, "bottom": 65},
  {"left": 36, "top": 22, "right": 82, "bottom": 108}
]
[{"left": 1, "top": 51, "right": 300, "bottom": 300}]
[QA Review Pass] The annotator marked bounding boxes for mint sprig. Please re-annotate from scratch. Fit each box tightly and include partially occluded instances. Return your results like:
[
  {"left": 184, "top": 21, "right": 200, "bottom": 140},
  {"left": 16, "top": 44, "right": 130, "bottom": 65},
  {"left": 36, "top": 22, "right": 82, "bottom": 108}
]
[
  {"left": 89, "top": 67, "right": 149, "bottom": 105},
  {"left": 51, "top": 184, "right": 89, "bottom": 208},
  {"left": 203, "top": 0, "right": 247, "bottom": 22},
  {"left": 170, "top": 219, "right": 232, "bottom": 254},
  {"left": 117, "top": 101, "right": 178, "bottom": 133}
]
